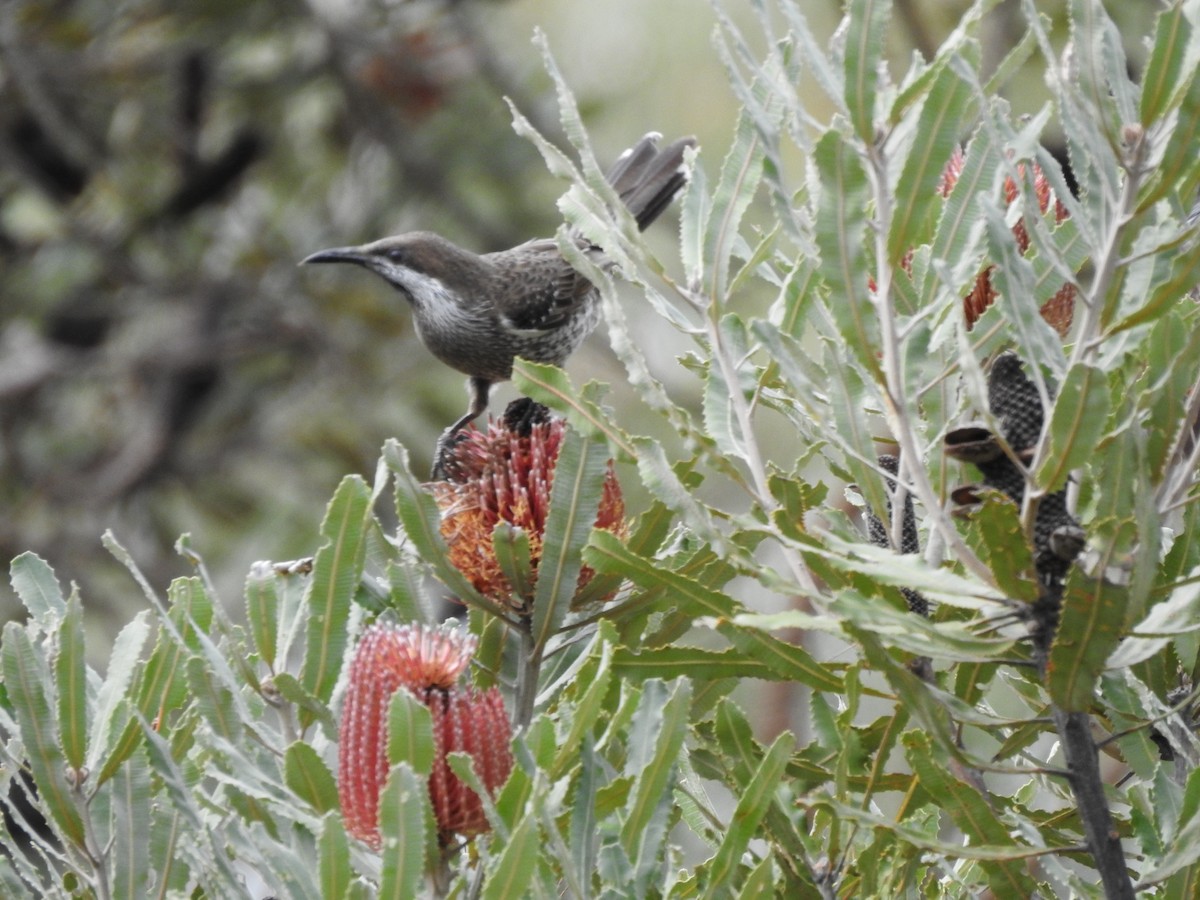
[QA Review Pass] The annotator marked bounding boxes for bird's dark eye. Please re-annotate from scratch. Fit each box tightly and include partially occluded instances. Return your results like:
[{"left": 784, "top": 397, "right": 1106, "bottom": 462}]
[{"left": 385, "top": 247, "right": 408, "bottom": 264}]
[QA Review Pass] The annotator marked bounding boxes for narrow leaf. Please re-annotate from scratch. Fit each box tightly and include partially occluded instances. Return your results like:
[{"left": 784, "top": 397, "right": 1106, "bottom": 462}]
[
  {"left": 378, "top": 764, "right": 430, "bottom": 900},
  {"left": 9, "top": 552, "right": 66, "bottom": 633},
  {"left": 1, "top": 622, "right": 85, "bottom": 847},
  {"left": 387, "top": 689, "right": 435, "bottom": 776},
  {"left": 301, "top": 475, "right": 371, "bottom": 717},
  {"left": 1047, "top": 571, "right": 1128, "bottom": 711},
  {"left": 285, "top": 741, "right": 340, "bottom": 814},
  {"left": 482, "top": 816, "right": 540, "bottom": 900},
  {"left": 843, "top": 0, "right": 890, "bottom": 142},
  {"left": 532, "top": 426, "right": 608, "bottom": 651},
  {"left": 55, "top": 591, "right": 88, "bottom": 771}
]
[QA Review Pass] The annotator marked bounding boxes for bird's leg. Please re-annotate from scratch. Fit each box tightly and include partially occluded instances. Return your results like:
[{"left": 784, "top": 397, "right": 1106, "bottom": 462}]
[{"left": 431, "top": 376, "right": 492, "bottom": 479}]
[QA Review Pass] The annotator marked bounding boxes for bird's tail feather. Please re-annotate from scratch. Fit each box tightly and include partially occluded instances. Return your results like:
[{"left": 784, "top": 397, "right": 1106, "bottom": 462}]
[{"left": 605, "top": 133, "right": 696, "bottom": 231}]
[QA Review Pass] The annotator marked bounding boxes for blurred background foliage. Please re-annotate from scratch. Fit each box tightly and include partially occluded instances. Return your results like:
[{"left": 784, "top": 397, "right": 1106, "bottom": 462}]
[{"left": 0, "top": 0, "right": 1157, "bottom": 635}]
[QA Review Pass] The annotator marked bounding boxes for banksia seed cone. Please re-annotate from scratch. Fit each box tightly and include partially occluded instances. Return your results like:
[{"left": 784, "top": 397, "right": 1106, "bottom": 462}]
[
  {"left": 338, "top": 622, "right": 513, "bottom": 848},
  {"left": 432, "top": 400, "right": 625, "bottom": 609}
]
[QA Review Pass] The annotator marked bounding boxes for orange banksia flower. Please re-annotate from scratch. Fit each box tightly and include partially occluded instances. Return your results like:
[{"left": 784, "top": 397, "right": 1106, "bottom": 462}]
[
  {"left": 338, "top": 621, "right": 512, "bottom": 848},
  {"left": 432, "top": 400, "right": 625, "bottom": 608}
]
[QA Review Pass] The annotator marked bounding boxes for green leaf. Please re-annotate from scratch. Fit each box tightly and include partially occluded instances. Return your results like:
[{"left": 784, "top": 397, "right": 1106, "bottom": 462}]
[
  {"left": 585, "top": 531, "right": 841, "bottom": 691},
  {"left": 824, "top": 591, "right": 1016, "bottom": 663},
  {"left": 378, "top": 764, "right": 430, "bottom": 900},
  {"left": 387, "top": 689, "right": 435, "bottom": 776},
  {"left": 491, "top": 522, "right": 534, "bottom": 607},
  {"left": 701, "top": 731, "right": 795, "bottom": 899},
  {"left": 812, "top": 130, "right": 878, "bottom": 376},
  {"left": 1047, "top": 571, "right": 1128, "bottom": 711},
  {"left": 553, "top": 627, "right": 615, "bottom": 775},
  {"left": 284, "top": 741, "right": 339, "bottom": 813},
  {"left": 1139, "top": 2, "right": 1191, "bottom": 126},
  {"left": 1, "top": 622, "right": 85, "bottom": 848},
  {"left": 700, "top": 109, "right": 769, "bottom": 302},
  {"left": 9, "top": 552, "right": 66, "bottom": 633},
  {"left": 186, "top": 655, "right": 241, "bottom": 742},
  {"left": 923, "top": 123, "right": 1002, "bottom": 310},
  {"left": 1108, "top": 568, "right": 1200, "bottom": 670},
  {"left": 620, "top": 678, "right": 690, "bottom": 881},
  {"left": 888, "top": 62, "right": 975, "bottom": 265},
  {"left": 55, "top": 590, "right": 88, "bottom": 772},
  {"left": 245, "top": 562, "right": 280, "bottom": 670},
  {"left": 1035, "top": 363, "right": 1111, "bottom": 491},
  {"left": 301, "top": 475, "right": 371, "bottom": 720},
  {"left": 88, "top": 611, "right": 150, "bottom": 784},
  {"left": 532, "top": 425, "right": 609, "bottom": 651},
  {"left": 483, "top": 816, "right": 540, "bottom": 900},
  {"left": 109, "top": 748, "right": 153, "bottom": 900},
  {"left": 318, "top": 813, "right": 352, "bottom": 900},
  {"left": 843, "top": 0, "right": 890, "bottom": 142},
  {"left": 612, "top": 645, "right": 782, "bottom": 681},
  {"left": 903, "top": 731, "right": 1036, "bottom": 895},
  {"left": 512, "top": 361, "right": 634, "bottom": 459},
  {"left": 963, "top": 493, "right": 1039, "bottom": 603},
  {"left": 1140, "top": 56, "right": 1200, "bottom": 210}
]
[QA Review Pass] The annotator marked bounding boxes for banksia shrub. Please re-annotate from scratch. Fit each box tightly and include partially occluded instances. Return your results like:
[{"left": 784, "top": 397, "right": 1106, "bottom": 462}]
[
  {"left": 432, "top": 400, "right": 625, "bottom": 608},
  {"left": 338, "top": 621, "right": 513, "bottom": 848}
]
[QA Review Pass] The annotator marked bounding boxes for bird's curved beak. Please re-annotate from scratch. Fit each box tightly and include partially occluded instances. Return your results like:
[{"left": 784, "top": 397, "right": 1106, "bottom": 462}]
[{"left": 300, "top": 247, "right": 368, "bottom": 267}]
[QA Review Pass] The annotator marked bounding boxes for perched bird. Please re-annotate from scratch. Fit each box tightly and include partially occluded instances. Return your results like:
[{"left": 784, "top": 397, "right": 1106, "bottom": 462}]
[{"left": 302, "top": 132, "right": 695, "bottom": 472}]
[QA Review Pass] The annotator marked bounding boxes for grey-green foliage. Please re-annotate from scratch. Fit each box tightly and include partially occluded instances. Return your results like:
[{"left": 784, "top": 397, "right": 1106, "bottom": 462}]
[{"left": 4, "top": 0, "right": 1200, "bottom": 897}]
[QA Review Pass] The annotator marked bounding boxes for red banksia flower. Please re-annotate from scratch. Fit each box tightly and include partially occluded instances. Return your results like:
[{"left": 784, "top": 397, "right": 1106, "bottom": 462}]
[
  {"left": 432, "top": 401, "right": 625, "bottom": 608},
  {"left": 338, "top": 622, "right": 512, "bottom": 848}
]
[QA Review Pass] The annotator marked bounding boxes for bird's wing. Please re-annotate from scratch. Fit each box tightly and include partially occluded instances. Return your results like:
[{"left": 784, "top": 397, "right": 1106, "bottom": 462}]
[{"left": 491, "top": 240, "right": 596, "bottom": 333}]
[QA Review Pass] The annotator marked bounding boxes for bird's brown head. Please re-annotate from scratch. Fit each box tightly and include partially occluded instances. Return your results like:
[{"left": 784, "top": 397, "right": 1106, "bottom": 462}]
[{"left": 301, "top": 231, "right": 485, "bottom": 305}]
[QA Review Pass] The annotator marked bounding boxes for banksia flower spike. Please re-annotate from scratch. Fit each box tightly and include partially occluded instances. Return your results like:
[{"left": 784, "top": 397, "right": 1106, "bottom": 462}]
[
  {"left": 338, "top": 621, "right": 513, "bottom": 848},
  {"left": 431, "top": 399, "right": 625, "bottom": 609}
]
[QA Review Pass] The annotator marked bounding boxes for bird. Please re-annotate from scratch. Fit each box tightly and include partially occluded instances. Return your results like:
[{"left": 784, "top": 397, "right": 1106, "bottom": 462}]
[{"left": 302, "top": 132, "right": 695, "bottom": 474}]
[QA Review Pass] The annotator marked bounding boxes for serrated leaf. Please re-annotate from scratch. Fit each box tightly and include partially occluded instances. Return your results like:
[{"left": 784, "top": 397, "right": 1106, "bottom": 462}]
[
  {"left": 1108, "top": 568, "right": 1200, "bottom": 670},
  {"left": 843, "top": 0, "right": 890, "bottom": 142},
  {"left": 812, "top": 130, "right": 878, "bottom": 376},
  {"left": 87, "top": 611, "right": 150, "bottom": 780},
  {"left": 285, "top": 741, "right": 339, "bottom": 813},
  {"left": 491, "top": 522, "right": 534, "bottom": 607},
  {"left": 612, "top": 646, "right": 780, "bottom": 681},
  {"left": 923, "top": 125, "right": 1002, "bottom": 309},
  {"left": 387, "top": 689, "right": 434, "bottom": 776},
  {"left": 301, "top": 475, "right": 370, "bottom": 721},
  {"left": 585, "top": 531, "right": 840, "bottom": 691},
  {"left": 109, "top": 748, "right": 152, "bottom": 900},
  {"left": 827, "top": 591, "right": 1016, "bottom": 662},
  {"left": 621, "top": 679, "right": 690, "bottom": 885},
  {"left": 888, "top": 62, "right": 975, "bottom": 264},
  {"left": 1048, "top": 571, "right": 1128, "bottom": 711},
  {"left": 701, "top": 731, "right": 795, "bottom": 899},
  {"left": 483, "top": 815, "right": 540, "bottom": 900},
  {"left": 318, "top": 813, "right": 352, "bottom": 900},
  {"left": 532, "top": 426, "right": 609, "bottom": 651},
  {"left": 512, "top": 361, "right": 634, "bottom": 459},
  {"left": 1140, "top": 2, "right": 1191, "bottom": 126},
  {"left": 9, "top": 552, "right": 66, "bottom": 633},
  {"left": 1, "top": 622, "right": 85, "bottom": 847},
  {"left": 55, "top": 590, "right": 87, "bottom": 771},
  {"left": 378, "top": 764, "right": 429, "bottom": 900},
  {"left": 244, "top": 564, "right": 279, "bottom": 670},
  {"left": 1035, "top": 363, "right": 1111, "bottom": 491},
  {"left": 963, "top": 493, "right": 1039, "bottom": 603},
  {"left": 701, "top": 109, "right": 768, "bottom": 301},
  {"left": 903, "top": 731, "right": 1036, "bottom": 895}
]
